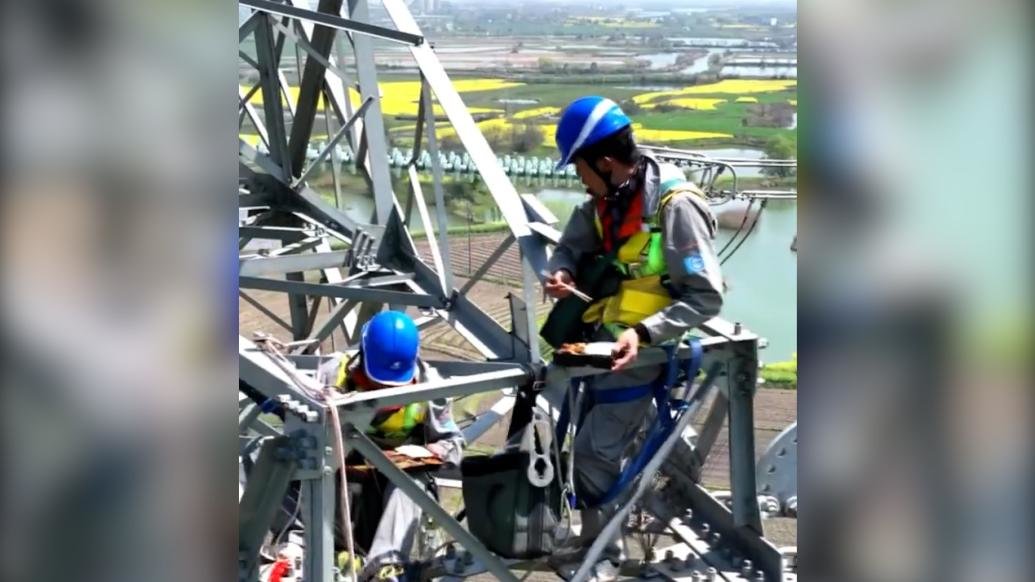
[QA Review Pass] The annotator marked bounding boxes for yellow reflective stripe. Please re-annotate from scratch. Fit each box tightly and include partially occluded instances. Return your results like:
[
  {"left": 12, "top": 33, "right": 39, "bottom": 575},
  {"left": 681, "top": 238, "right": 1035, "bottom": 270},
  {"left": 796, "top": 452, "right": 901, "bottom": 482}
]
[
  {"left": 335, "top": 358, "right": 349, "bottom": 389},
  {"left": 373, "top": 403, "right": 425, "bottom": 439},
  {"left": 581, "top": 184, "right": 707, "bottom": 327}
]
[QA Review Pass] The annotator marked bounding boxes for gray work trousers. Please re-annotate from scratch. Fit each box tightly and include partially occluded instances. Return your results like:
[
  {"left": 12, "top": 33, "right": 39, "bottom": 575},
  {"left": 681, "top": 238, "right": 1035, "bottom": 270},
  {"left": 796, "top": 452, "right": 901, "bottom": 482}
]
[
  {"left": 548, "top": 364, "right": 661, "bottom": 561},
  {"left": 359, "top": 480, "right": 430, "bottom": 576}
]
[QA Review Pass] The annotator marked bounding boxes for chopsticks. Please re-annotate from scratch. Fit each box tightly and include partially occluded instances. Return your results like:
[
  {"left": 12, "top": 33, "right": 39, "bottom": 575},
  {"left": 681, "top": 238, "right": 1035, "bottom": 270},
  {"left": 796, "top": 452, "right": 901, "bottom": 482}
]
[{"left": 541, "top": 270, "right": 593, "bottom": 303}]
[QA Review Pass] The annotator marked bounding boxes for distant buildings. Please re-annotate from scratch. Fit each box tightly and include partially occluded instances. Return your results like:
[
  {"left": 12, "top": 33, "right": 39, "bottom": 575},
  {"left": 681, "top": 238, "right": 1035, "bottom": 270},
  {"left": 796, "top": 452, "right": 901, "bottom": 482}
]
[{"left": 417, "top": 0, "right": 440, "bottom": 14}]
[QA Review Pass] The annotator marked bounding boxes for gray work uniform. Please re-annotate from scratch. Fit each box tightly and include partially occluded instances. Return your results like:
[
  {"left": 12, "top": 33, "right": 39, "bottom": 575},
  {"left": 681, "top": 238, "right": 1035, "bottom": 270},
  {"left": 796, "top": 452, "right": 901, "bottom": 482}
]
[
  {"left": 546, "top": 154, "right": 723, "bottom": 560},
  {"left": 315, "top": 356, "right": 465, "bottom": 576}
]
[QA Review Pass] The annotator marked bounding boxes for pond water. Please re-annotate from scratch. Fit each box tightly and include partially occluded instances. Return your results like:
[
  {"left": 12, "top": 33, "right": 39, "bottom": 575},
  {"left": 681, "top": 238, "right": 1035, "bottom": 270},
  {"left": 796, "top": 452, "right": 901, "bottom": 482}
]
[
  {"left": 639, "top": 52, "right": 681, "bottom": 69},
  {"left": 680, "top": 48, "right": 725, "bottom": 74},
  {"left": 725, "top": 66, "right": 798, "bottom": 78}
]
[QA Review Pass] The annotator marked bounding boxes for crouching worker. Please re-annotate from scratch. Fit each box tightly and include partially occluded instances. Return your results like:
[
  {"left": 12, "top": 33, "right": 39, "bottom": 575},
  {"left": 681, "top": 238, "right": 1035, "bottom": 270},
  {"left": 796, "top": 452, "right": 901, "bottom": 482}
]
[{"left": 319, "top": 311, "right": 465, "bottom": 582}]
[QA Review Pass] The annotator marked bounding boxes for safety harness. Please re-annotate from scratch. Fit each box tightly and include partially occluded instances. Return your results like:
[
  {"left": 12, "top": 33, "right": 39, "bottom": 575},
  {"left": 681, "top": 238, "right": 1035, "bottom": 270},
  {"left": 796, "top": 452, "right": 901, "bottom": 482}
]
[{"left": 554, "top": 338, "right": 704, "bottom": 508}]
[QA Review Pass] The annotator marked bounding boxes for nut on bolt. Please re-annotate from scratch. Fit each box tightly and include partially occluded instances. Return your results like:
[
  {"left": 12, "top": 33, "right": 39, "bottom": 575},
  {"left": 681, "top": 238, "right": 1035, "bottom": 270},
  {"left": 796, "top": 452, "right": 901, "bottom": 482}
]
[
  {"left": 753, "top": 570, "right": 766, "bottom": 581},
  {"left": 705, "top": 566, "right": 717, "bottom": 581},
  {"left": 785, "top": 496, "right": 798, "bottom": 517}
]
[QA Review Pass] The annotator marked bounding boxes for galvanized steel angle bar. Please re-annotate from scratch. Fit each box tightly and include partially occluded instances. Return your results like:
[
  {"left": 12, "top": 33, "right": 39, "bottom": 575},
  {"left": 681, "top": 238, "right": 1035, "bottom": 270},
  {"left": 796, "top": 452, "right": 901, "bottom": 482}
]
[
  {"left": 458, "top": 233, "right": 515, "bottom": 295},
  {"left": 239, "top": 276, "right": 443, "bottom": 308},
  {"left": 299, "top": 298, "right": 358, "bottom": 354},
  {"left": 333, "top": 367, "right": 530, "bottom": 412},
  {"left": 420, "top": 74, "right": 455, "bottom": 292},
  {"left": 646, "top": 505, "right": 749, "bottom": 582},
  {"left": 253, "top": 13, "right": 292, "bottom": 179},
  {"left": 239, "top": 290, "right": 294, "bottom": 333},
  {"left": 347, "top": 0, "right": 398, "bottom": 228},
  {"left": 238, "top": 437, "right": 298, "bottom": 581},
  {"left": 299, "top": 473, "right": 335, "bottom": 582},
  {"left": 285, "top": 0, "right": 342, "bottom": 173},
  {"left": 678, "top": 485, "right": 783, "bottom": 582},
  {"left": 238, "top": 87, "right": 270, "bottom": 148},
  {"left": 238, "top": 50, "right": 261, "bottom": 71},
  {"left": 725, "top": 340, "right": 763, "bottom": 533},
  {"left": 292, "top": 96, "right": 374, "bottom": 186},
  {"left": 405, "top": 165, "right": 448, "bottom": 296},
  {"left": 241, "top": 0, "right": 424, "bottom": 45},
  {"left": 239, "top": 9, "right": 263, "bottom": 42},
  {"left": 321, "top": 86, "right": 346, "bottom": 209}
]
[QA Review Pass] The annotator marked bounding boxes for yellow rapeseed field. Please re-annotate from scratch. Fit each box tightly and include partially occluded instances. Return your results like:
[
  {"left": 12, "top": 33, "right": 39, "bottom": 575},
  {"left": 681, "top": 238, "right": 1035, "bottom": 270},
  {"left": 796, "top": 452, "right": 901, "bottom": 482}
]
[
  {"left": 512, "top": 106, "right": 560, "bottom": 120},
  {"left": 735, "top": 96, "right": 759, "bottom": 103},
  {"left": 644, "top": 97, "right": 726, "bottom": 111},
  {"left": 630, "top": 123, "right": 732, "bottom": 142},
  {"left": 440, "top": 120, "right": 730, "bottom": 145},
  {"left": 241, "top": 78, "right": 518, "bottom": 117},
  {"left": 681, "top": 79, "right": 797, "bottom": 94},
  {"left": 632, "top": 79, "right": 797, "bottom": 104}
]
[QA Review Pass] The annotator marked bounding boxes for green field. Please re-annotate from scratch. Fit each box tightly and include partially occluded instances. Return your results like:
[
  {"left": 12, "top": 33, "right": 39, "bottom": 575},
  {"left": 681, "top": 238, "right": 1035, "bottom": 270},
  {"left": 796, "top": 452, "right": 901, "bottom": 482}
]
[{"left": 445, "top": 76, "right": 796, "bottom": 151}]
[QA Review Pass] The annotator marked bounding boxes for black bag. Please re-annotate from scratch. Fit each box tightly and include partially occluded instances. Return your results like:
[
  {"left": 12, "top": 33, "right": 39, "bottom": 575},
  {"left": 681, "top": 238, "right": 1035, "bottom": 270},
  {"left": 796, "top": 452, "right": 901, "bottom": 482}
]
[
  {"left": 460, "top": 451, "right": 562, "bottom": 559},
  {"left": 460, "top": 384, "right": 563, "bottom": 559},
  {"left": 539, "top": 249, "right": 622, "bottom": 348}
]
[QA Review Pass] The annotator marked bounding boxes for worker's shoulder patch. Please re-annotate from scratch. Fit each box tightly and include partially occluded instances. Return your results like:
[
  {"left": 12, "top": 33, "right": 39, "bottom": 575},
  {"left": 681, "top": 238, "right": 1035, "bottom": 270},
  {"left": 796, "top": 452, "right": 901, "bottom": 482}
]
[{"left": 683, "top": 252, "right": 706, "bottom": 274}]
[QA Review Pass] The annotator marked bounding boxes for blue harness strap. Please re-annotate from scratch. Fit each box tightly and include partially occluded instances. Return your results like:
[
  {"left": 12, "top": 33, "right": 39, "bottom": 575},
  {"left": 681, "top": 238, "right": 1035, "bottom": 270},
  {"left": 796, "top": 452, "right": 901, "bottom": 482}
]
[{"left": 555, "top": 338, "right": 704, "bottom": 508}]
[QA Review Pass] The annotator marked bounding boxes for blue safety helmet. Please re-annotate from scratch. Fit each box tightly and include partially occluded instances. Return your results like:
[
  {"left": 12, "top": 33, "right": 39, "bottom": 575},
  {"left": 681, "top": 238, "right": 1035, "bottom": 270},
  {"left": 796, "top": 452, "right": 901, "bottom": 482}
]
[
  {"left": 361, "top": 311, "right": 420, "bottom": 385},
  {"left": 554, "top": 96, "right": 632, "bottom": 169}
]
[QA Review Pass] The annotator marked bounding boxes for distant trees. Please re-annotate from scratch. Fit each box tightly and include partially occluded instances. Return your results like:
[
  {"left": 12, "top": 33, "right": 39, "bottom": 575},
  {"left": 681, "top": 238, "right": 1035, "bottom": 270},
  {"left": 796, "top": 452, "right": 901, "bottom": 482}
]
[
  {"left": 510, "top": 124, "right": 544, "bottom": 153},
  {"left": 442, "top": 123, "right": 543, "bottom": 154},
  {"left": 620, "top": 99, "right": 642, "bottom": 115},
  {"left": 762, "top": 136, "right": 796, "bottom": 177}
]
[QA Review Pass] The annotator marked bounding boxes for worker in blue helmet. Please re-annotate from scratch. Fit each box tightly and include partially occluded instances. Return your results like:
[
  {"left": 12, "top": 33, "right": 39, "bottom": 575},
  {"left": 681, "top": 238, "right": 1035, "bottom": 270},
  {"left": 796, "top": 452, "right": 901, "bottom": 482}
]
[
  {"left": 314, "top": 311, "right": 464, "bottom": 581},
  {"left": 544, "top": 97, "right": 725, "bottom": 581}
]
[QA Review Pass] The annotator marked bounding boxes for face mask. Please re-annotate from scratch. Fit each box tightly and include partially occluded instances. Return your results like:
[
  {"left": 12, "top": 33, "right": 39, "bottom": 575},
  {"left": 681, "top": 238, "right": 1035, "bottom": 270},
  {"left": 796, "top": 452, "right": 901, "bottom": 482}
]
[{"left": 588, "top": 158, "right": 642, "bottom": 201}]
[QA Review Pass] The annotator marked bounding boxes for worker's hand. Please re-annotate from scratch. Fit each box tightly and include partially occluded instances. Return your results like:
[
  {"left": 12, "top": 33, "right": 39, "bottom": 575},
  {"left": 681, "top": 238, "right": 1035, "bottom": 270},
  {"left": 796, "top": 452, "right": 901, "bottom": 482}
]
[
  {"left": 394, "top": 444, "right": 434, "bottom": 459},
  {"left": 611, "top": 328, "right": 640, "bottom": 371},
  {"left": 424, "top": 442, "right": 448, "bottom": 460},
  {"left": 544, "top": 269, "right": 575, "bottom": 299}
]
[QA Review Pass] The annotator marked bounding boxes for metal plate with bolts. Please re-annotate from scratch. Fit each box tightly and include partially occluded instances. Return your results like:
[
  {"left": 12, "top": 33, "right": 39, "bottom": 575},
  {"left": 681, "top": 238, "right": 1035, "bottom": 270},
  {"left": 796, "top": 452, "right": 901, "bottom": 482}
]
[{"left": 755, "top": 422, "right": 797, "bottom": 513}]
